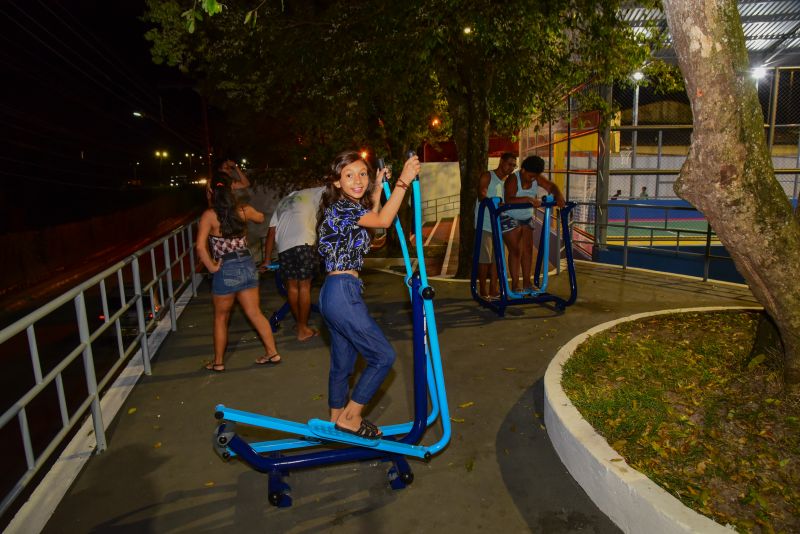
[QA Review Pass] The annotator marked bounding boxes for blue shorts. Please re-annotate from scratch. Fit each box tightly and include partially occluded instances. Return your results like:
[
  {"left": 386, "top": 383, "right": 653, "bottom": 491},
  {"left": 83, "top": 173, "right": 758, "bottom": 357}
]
[
  {"left": 501, "top": 216, "right": 536, "bottom": 232},
  {"left": 212, "top": 256, "right": 259, "bottom": 295}
]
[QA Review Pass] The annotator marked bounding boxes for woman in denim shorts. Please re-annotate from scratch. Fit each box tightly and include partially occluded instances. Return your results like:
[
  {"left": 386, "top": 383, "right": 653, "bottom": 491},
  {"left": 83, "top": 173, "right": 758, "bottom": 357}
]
[
  {"left": 316, "top": 150, "right": 420, "bottom": 440},
  {"left": 196, "top": 175, "right": 280, "bottom": 372}
]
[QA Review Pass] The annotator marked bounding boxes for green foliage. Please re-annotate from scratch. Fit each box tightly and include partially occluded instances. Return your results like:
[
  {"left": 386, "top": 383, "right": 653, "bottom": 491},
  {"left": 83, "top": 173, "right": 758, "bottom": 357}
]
[
  {"left": 144, "top": 0, "right": 651, "bottom": 157},
  {"left": 563, "top": 311, "right": 800, "bottom": 532},
  {"left": 143, "top": 0, "right": 656, "bottom": 269}
]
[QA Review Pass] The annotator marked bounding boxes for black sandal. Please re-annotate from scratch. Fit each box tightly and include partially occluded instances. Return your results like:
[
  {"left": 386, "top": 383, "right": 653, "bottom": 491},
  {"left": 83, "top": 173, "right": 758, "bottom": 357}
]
[{"left": 334, "top": 419, "right": 382, "bottom": 440}]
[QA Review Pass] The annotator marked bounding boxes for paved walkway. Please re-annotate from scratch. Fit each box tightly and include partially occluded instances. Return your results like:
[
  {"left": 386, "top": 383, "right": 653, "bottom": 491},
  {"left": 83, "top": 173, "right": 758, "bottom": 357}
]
[{"left": 42, "top": 264, "right": 756, "bottom": 533}]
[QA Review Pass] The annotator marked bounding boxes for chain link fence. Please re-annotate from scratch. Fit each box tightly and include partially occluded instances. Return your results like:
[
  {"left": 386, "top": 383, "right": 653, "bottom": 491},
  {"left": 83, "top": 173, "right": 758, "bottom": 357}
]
[{"left": 517, "top": 69, "right": 799, "bottom": 280}]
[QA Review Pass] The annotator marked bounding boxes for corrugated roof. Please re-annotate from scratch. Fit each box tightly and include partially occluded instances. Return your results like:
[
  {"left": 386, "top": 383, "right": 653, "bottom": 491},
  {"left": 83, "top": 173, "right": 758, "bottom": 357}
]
[{"left": 622, "top": 1, "right": 800, "bottom": 66}]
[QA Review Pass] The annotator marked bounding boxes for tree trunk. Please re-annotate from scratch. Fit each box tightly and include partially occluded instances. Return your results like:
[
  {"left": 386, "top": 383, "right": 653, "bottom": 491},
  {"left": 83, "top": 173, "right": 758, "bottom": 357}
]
[
  {"left": 663, "top": 0, "right": 800, "bottom": 393},
  {"left": 448, "top": 82, "right": 491, "bottom": 279}
]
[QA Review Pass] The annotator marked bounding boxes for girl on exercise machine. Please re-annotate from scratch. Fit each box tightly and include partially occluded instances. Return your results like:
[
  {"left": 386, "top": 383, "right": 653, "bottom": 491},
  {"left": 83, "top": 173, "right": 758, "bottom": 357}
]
[{"left": 317, "top": 150, "right": 420, "bottom": 439}]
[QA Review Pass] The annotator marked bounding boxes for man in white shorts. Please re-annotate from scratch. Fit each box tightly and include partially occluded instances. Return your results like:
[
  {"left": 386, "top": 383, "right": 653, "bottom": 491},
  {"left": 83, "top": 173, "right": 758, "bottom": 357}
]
[{"left": 261, "top": 186, "right": 324, "bottom": 341}]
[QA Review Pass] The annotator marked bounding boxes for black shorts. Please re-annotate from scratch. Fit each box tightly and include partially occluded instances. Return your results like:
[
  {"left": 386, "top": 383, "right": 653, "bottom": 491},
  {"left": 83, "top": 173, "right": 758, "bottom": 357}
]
[{"left": 278, "top": 245, "right": 317, "bottom": 280}]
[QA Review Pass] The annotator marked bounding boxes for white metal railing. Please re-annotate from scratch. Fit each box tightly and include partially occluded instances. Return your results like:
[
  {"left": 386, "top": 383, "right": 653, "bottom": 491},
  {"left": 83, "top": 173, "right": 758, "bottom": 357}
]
[{"left": 0, "top": 218, "right": 199, "bottom": 518}]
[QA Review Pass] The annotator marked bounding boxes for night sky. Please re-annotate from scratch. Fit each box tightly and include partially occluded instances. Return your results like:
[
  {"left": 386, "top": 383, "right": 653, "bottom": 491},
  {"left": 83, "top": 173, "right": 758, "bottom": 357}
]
[{"left": 1, "top": 1, "right": 206, "bottom": 230}]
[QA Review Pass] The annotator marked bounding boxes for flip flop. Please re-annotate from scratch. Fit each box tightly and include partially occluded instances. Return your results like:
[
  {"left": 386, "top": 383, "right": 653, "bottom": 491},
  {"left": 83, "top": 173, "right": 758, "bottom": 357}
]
[
  {"left": 334, "top": 419, "right": 382, "bottom": 440},
  {"left": 255, "top": 353, "right": 281, "bottom": 365},
  {"left": 205, "top": 362, "right": 225, "bottom": 372}
]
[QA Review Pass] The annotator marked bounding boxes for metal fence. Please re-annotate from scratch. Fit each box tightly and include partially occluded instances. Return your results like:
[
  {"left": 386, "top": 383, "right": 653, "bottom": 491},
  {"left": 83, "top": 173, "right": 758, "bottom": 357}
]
[
  {"left": 570, "top": 201, "right": 735, "bottom": 282},
  {"left": 0, "top": 219, "right": 199, "bottom": 518},
  {"left": 515, "top": 68, "right": 800, "bottom": 283}
]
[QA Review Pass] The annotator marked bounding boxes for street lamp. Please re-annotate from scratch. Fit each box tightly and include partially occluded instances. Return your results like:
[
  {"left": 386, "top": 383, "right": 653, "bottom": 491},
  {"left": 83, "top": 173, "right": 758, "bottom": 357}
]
[{"left": 155, "top": 150, "right": 168, "bottom": 181}]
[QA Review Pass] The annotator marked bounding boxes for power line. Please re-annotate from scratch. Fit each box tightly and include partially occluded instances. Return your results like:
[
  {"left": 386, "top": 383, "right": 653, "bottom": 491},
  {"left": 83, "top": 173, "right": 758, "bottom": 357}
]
[
  {"left": 2, "top": 3, "right": 159, "bottom": 117},
  {"left": 42, "top": 0, "right": 161, "bottom": 108}
]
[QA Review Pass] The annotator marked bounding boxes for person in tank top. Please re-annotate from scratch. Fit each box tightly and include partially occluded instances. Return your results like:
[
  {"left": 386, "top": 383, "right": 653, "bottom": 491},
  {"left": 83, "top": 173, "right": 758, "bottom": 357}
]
[
  {"left": 196, "top": 175, "right": 280, "bottom": 372},
  {"left": 503, "top": 155, "right": 565, "bottom": 292},
  {"left": 475, "top": 152, "right": 517, "bottom": 299}
]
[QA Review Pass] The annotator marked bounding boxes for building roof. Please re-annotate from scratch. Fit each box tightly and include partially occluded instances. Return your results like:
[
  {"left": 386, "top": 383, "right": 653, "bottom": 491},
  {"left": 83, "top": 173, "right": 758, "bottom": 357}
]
[{"left": 621, "top": 1, "right": 800, "bottom": 67}]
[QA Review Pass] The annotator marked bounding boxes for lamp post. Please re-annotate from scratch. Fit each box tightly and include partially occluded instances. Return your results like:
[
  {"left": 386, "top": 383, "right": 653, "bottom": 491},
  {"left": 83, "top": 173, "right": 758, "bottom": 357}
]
[
  {"left": 155, "top": 150, "right": 168, "bottom": 182},
  {"left": 631, "top": 71, "right": 644, "bottom": 197},
  {"left": 185, "top": 153, "right": 195, "bottom": 177}
]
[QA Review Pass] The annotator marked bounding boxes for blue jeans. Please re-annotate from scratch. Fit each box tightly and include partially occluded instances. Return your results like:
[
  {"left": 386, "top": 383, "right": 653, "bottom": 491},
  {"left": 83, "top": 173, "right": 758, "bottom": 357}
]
[
  {"left": 212, "top": 256, "right": 258, "bottom": 295},
  {"left": 319, "top": 273, "right": 396, "bottom": 409}
]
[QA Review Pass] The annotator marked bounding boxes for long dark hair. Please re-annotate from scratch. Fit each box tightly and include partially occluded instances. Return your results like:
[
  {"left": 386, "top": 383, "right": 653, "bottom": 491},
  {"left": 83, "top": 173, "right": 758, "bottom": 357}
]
[
  {"left": 210, "top": 173, "right": 245, "bottom": 238},
  {"left": 316, "top": 150, "right": 376, "bottom": 234}
]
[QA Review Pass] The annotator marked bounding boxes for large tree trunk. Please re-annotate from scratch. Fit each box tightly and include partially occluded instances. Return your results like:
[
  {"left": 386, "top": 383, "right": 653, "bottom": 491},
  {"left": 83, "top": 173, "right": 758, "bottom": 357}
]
[
  {"left": 663, "top": 0, "right": 800, "bottom": 392},
  {"left": 448, "top": 80, "right": 491, "bottom": 279}
]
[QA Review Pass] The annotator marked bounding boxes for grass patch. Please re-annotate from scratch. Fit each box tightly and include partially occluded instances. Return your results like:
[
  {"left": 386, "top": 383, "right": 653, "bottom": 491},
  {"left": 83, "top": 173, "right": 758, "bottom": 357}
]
[{"left": 562, "top": 311, "right": 800, "bottom": 533}]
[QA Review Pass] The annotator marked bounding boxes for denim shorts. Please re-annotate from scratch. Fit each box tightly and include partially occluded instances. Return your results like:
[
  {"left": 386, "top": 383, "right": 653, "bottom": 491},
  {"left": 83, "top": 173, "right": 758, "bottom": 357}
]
[
  {"left": 501, "top": 216, "right": 536, "bottom": 232},
  {"left": 212, "top": 256, "right": 259, "bottom": 295}
]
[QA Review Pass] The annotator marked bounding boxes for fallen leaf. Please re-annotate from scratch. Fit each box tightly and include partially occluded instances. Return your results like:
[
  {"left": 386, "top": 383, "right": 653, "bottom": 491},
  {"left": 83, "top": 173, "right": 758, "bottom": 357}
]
[
  {"left": 153, "top": 442, "right": 162, "bottom": 449},
  {"left": 465, "top": 458, "right": 475, "bottom": 472},
  {"left": 127, "top": 407, "right": 137, "bottom": 415},
  {"left": 458, "top": 401, "right": 474, "bottom": 409},
  {"left": 503, "top": 367, "right": 517, "bottom": 372},
  {"left": 450, "top": 417, "right": 465, "bottom": 423},
  {"left": 204, "top": 481, "right": 215, "bottom": 488},
  {"left": 311, "top": 394, "right": 323, "bottom": 401}
]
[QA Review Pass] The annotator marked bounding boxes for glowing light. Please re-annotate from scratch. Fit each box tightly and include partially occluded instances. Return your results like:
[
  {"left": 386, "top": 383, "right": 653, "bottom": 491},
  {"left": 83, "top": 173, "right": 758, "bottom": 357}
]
[
  {"left": 463, "top": 27, "right": 472, "bottom": 35},
  {"left": 632, "top": 71, "right": 644, "bottom": 81},
  {"left": 752, "top": 66, "right": 767, "bottom": 79},
  {"left": 360, "top": 150, "right": 368, "bottom": 159},
  {"left": 431, "top": 117, "right": 441, "bottom": 127},
  {"left": 132, "top": 111, "right": 143, "bottom": 118}
]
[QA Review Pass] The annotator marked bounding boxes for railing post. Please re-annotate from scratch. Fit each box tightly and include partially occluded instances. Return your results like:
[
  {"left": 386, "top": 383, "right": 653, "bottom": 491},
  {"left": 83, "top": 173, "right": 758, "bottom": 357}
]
[
  {"left": 163, "top": 239, "right": 177, "bottom": 331},
  {"left": 656, "top": 130, "right": 663, "bottom": 198},
  {"left": 74, "top": 291, "right": 107, "bottom": 451},
  {"left": 188, "top": 224, "right": 198, "bottom": 297},
  {"left": 132, "top": 257, "right": 152, "bottom": 375},
  {"left": 767, "top": 67, "right": 780, "bottom": 152},
  {"left": 703, "top": 223, "right": 712, "bottom": 282},
  {"left": 623, "top": 206, "right": 630, "bottom": 269}
]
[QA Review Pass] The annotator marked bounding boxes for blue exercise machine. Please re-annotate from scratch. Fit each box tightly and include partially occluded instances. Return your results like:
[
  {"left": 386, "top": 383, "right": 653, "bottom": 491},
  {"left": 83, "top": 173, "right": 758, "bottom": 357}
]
[
  {"left": 213, "top": 153, "right": 451, "bottom": 507},
  {"left": 471, "top": 196, "right": 578, "bottom": 316},
  {"left": 262, "top": 263, "right": 321, "bottom": 333}
]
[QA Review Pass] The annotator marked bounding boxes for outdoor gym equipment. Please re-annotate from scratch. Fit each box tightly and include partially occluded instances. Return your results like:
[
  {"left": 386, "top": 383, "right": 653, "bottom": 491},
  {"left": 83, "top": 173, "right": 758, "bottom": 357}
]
[
  {"left": 212, "top": 152, "right": 451, "bottom": 507},
  {"left": 471, "top": 196, "right": 578, "bottom": 316},
  {"left": 262, "top": 262, "right": 320, "bottom": 332}
]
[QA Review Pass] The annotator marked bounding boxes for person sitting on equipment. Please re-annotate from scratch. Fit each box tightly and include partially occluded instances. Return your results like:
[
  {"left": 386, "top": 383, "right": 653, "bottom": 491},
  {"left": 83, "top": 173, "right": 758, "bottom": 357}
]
[
  {"left": 260, "top": 186, "right": 325, "bottom": 342},
  {"left": 316, "top": 151, "right": 420, "bottom": 440},
  {"left": 502, "top": 156, "right": 565, "bottom": 292}
]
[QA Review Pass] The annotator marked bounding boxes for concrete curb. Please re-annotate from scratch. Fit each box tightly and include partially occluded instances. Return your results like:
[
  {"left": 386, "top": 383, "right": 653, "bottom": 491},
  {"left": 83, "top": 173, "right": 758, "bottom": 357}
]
[{"left": 544, "top": 306, "right": 762, "bottom": 534}]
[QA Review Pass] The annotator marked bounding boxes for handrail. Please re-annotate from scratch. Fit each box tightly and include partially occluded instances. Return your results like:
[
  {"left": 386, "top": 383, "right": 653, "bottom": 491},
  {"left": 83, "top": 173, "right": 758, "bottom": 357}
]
[
  {"left": 570, "top": 201, "right": 734, "bottom": 282},
  {"left": 0, "top": 217, "right": 200, "bottom": 518}
]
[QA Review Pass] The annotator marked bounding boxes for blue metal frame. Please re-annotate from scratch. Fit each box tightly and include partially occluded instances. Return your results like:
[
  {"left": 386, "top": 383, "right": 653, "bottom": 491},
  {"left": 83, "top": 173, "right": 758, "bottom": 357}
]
[
  {"left": 213, "top": 160, "right": 451, "bottom": 507},
  {"left": 266, "top": 264, "right": 321, "bottom": 332},
  {"left": 470, "top": 197, "right": 578, "bottom": 316}
]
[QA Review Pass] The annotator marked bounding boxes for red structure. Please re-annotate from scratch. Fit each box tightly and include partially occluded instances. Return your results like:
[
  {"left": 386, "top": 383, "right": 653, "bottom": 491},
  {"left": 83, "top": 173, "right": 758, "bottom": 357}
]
[{"left": 421, "top": 135, "right": 519, "bottom": 162}]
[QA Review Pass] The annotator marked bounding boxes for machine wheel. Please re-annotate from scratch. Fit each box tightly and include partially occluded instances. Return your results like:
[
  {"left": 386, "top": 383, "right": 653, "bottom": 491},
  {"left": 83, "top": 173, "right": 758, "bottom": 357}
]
[
  {"left": 217, "top": 435, "right": 228, "bottom": 446},
  {"left": 399, "top": 471, "right": 414, "bottom": 485},
  {"left": 268, "top": 492, "right": 292, "bottom": 508},
  {"left": 387, "top": 465, "right": 413, "bottom": 490}
]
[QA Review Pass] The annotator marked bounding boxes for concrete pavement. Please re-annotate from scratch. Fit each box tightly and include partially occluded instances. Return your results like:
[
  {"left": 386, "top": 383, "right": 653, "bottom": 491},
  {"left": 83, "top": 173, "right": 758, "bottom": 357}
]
[{"left": 42, "top": 263, "right": 756, "bottom": 533}]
